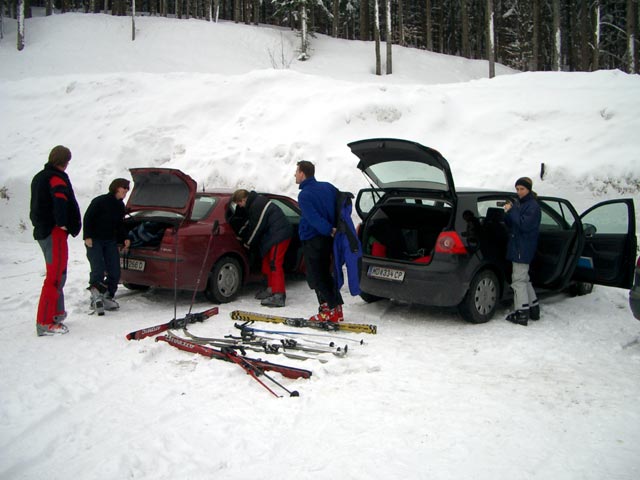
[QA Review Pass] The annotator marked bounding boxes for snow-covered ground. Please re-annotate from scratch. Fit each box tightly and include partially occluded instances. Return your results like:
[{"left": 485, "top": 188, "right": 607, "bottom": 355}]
[{"left": 1, "top": 11, "right": 639, "bottom": 480}]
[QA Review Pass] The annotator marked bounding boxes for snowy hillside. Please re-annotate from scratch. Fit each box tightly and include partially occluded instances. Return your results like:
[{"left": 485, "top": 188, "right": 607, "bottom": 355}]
[{"left": 0, "top": 11, "right": 639, "bottom": 480}]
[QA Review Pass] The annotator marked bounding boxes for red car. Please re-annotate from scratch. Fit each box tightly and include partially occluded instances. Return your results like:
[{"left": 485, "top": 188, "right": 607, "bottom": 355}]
[{"left": 119, "top": 168, "right": 304, "bottom": 302}]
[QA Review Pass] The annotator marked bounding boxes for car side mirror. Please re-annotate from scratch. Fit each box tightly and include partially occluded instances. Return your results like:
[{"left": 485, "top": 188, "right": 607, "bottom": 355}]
[{"left": 583, "top": 223, "right": 597, "bottom": 237}]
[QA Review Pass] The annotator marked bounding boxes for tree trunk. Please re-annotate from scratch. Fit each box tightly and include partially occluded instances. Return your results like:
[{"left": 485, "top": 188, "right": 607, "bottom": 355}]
[
  {"left": 627, "top": 0, "right": 638, "bottom": 73},
  {"left": 580, "top": 1, "right": 591, "bottom": 71},
  {"left": 486, "top": 0, "right": 495, "bottom": 78},
  {"left": 299, "top": 2, "right": 309, "bottom": 60},
  {"left": 332, "top": 0, "right": 339, "bottom": 37},
  {"left": 374, "top": 0, "right": 381, "bottom": 75},
  {"left": 17, "top": 0, "right": 24, "bottom": 51},
  {"left": 398, "top": 0, "right": 405, "bottom": 46},
  {"left": 425, "top": 0, "right": 432, "bottom": 51},
  {"left": 385, "top": 0, "right": 392, "bottom": 74},
  {"left": 46, "top": 0, "right": 52, "bottom": 15},
  {"left": 593, "top": 0, "right": 600, "bottom": 70},
  {"left": 461, "top": 0, "right": 469, "bottom": 58},
  {"left": 552, "top": 0, "right": 561, "bottom": 71},
  {"left": 360, "top": 0, "right": 370, "bottom": 41},
  {"left": 131, "top": 0, "right": 135, "bottom": 41},
  {"left": 531, "top": 0, "right": 539, "bottom": 70}
]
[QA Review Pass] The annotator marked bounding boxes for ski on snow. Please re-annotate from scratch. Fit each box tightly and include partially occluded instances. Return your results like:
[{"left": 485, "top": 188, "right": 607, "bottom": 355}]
[
  {"left": 156, "top": 332, "right": 311, "bottom": 397},
  {"left": 181, "top": 328, "right": 347, "bottom": 361},
  {"left": 230, "top": 309, "right": 377, "bottom": 335},
  {"left": 125, "top": 307, "right": 219, "bottom": 340}
]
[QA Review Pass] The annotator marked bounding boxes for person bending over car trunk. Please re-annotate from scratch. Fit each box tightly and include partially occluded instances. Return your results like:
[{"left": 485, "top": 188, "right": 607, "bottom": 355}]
[
  {"left": 504, "top": 176, "right": 542, "bottom": 326},
  {"left": 232, "top": 189, "right": 292, "bottom": 308}
]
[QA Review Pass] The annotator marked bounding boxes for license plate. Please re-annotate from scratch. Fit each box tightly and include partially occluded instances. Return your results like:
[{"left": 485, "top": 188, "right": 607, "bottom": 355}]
[
  {"left": 367, "top": 265, "right": 405, "bottom": 282},
  {"left": 120, "top": 258, "right": 146, "bottom": 272}
]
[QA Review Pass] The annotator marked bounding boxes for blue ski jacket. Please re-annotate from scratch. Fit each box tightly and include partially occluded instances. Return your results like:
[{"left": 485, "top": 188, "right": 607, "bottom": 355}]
[
  {"left": 504, "top": 192, "right": 541, "bottom": 264},
  {"left": 333, "top": 192, "right": 362, "bottom": 296},
  {"left": 297, "top": 177, "right": 337, "bottom": 241}
]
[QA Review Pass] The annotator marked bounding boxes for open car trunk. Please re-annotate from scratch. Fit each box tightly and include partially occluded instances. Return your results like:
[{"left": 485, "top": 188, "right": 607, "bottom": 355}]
[
  {"left": 123, "top": 213, "right": 183, "bottom": 250},
  {"left": 363, "top": 197, "right": 453, "bottom": 263}
]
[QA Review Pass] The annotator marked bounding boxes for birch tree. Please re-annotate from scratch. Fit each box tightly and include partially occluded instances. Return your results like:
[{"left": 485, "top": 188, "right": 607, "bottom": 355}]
[
  {"left": 374, "top": 0, "right": 381, "bottom": 75},
  {"left": 17, "top": 0, "right": 25, "bottom": 51},
  {"left": 593, "top": 0, "right": 601, "bottom": 70},
  {"left": 486, "top": 0, "right": 495, "bottom": 78},
  {"left": 299, "top": 1, "right": 309, "bottom": 60},
  {"left": 385, "top": 0, "right": 392, "bottom": 74},
  {"left": 131, "top": 0, "right": 136, "bottom": 41},
  {"left": 627, "top": 0, "right": 637, "bottom": 73},
  {"left": 552, "top": 0, "right": 561, "bottom": 71}
]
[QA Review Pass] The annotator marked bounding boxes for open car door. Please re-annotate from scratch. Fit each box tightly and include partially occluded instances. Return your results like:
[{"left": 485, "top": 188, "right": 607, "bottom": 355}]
[{"left": 572, "top": 199, "right": 637, "bottom": 289}]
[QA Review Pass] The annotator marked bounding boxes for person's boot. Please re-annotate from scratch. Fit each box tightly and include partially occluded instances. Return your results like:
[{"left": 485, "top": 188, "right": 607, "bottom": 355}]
[
  {"left": 255, "top": 287, "right": 272, "bottom": 300},
  {"left": 506, "top": 310, "right": 529, "bottom": 326},
  {"left": 529, "top": 304, "right": 540, "bottom": 320},
  {"left": 103, "top": 294, "right": 120, "bottom": 311},
  {"left": 89, "top": 287, "right": 105, "bottom": 316},
  {"left": 261, "top": 293, "right": 286, "bottom": 308},
  {"left": 309, "top": 306, "right": 342, "bottom": 323}
]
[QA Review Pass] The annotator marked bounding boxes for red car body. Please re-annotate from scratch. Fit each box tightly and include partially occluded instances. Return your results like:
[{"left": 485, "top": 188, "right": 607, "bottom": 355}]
[{"left": 119, "top": 168, "right": 304, "bottom": 303}]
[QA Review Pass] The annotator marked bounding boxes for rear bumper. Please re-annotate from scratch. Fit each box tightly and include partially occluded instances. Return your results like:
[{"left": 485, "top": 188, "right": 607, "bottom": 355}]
[{"left": 359, "top": 255, "right": 472, "bottom": 307}]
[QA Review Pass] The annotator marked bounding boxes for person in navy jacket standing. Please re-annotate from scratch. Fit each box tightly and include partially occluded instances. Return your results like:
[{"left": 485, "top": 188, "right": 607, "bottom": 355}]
[
  {"left": 504, "top": 176, "right": 542, "bottom": 326},
  {"left": 295, "top": 160, "right": 345, "bottom": 322},
  {"left": 30, "top": 145, "right": 81, "bottom": 336}
]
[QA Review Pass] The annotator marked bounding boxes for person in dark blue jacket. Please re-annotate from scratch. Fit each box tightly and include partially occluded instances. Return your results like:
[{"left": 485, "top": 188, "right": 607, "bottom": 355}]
[
  {"left": 295, "top": 160, "right": 344, "bottom": 322},
  {"left": 232, "top": 189, "right": 292, "bottom": 308},
  {"left": 504, "top": 176, "right": 541, "bottom": 326},
  {"left": 83, "top": 178, "right": 131, "bottom": 314}
]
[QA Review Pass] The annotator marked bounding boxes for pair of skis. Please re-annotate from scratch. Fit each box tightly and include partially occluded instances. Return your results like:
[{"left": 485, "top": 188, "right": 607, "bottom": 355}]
[
  {"left": 230, "top": 310, "right": 378, "bottom": 335},
  {"left": 126, "top": 307, "right": 311, "bottom": 397}
]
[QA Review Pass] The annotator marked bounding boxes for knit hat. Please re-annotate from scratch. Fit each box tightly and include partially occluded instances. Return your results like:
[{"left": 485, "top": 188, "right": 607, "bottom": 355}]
[{"left": 515, "top": 177, "right": 533, "bottom": 191}]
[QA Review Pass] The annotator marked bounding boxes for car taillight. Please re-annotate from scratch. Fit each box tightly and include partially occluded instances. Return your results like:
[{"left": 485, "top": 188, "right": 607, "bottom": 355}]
[{"left": 435, "top": 231, "right": 468, "bottom": 255}]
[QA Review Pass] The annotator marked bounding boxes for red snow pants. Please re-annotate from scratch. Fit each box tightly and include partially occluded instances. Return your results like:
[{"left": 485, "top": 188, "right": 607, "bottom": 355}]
[
  {"left": 261, "top": 238, "right": 291, "bottom": 294},
  {"left": 36, "top": 227, "right": 69, "bottom": 326}
]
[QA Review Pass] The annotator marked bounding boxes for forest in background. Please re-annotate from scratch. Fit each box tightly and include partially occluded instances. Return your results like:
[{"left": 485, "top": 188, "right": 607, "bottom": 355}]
[{"left": 2, "top": 0, "right": 639, "bottom": 74}]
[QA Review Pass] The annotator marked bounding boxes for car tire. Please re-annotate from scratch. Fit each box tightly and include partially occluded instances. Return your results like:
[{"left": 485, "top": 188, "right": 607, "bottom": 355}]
[
  {"left": 359, "top": 291, "right": 384, "bottom": 303},
  {"left": 577, "top": 282, "right": 593, "bottom": 296},
  {"left": 567, "top": 281, "right": 594, "bottom": 297},
  {"left": 205, "top": 256, "right": 242, "bottom": 303},
  {"left": 458, "top": 269, "right": 499, "bottom": 324},
  {"left": 123, "top": 282, "right": 150, "bottom": 291}
]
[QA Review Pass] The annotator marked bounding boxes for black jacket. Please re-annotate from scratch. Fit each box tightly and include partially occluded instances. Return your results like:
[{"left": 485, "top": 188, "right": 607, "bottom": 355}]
[
  {"left": 30, "top": 164, "right": 81, "bottom": 240},
  {"left": 238, "top": 192, "right": 292, "bottom": 257},
  {"left": 83, "top": 193, "right": 127, "bottom": 242}
]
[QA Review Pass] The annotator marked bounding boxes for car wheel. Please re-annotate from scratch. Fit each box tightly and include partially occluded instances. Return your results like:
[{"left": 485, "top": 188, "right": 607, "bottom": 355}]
[
  {"left": 205, "top": 257, "right": 242, "bottom": 303},
  {"left": 359, "top": 291, "right": 384, "bottom": 303},
  {"left": 577, "top": 282, "right": 593, "bottom": 296},
  {"left": 458, "top": 270, "right": 499, "bottom": 324},
  {"left": 123, "top": 282, "right": 150, "bottom": 291}
]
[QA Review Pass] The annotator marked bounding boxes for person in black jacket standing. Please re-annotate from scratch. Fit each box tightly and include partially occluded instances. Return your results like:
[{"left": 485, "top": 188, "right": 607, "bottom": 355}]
[
  {"left": 232, "top": 189, "right": 292, "bottom": 307},
  {"left": 83, "top": 178, "right": 131, "bottom": 314},
  {"left": 30, "top": 145, "right": 82, "bottom": 336}
]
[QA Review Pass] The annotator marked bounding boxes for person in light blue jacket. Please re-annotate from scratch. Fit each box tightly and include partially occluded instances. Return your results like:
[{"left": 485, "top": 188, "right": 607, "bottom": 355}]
[{"left": 504, "top": 176, "right": 541, "bottom": 326}]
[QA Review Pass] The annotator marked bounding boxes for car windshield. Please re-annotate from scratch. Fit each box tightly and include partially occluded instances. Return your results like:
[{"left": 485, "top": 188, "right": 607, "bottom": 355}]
[{"left": 365, "top": 160, "right": 448, "bottom": 190}]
